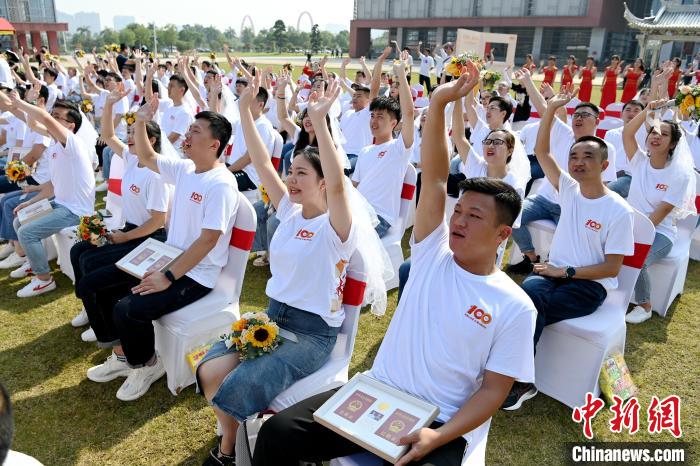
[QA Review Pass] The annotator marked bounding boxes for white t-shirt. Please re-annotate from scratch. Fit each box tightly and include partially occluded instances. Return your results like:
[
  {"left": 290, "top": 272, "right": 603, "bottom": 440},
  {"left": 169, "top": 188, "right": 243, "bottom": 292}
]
[
  {"left": 229, "top": 114, "right": 276, "bottom": 187},
  {"left": 161, "top": 104, "right": 195, "bottom": 149},
  {"left": 548, "top": 173, "right": 634, "bottom": 290},
  {"left": 418, "top": 54, "right": 435, "bottom": 77},
  {"left": 47, "top": 132, "right": 96, "bottom": 216},
  {"left": 111, "top": 95, "right": 129, "bottom": 140},
  {"left": 352, "top": 138, "right": 413, "bottom": 226},
  {"left": 603, "top": 126, "right": 647, "bottom": 175},
  {"left": 93, "top": 89, "right": 108, "bottom": 119},
  {"left": 266, "top": 193, "right": 358, "bottom": 327},
  {"left": 22, "top": 128, "right": 51, "bottom": 184},
  {"left": 157, "top": 157, "right": 239, "bottom": 288},
  {"left": 518, "top": 121, "right": 540, "bottom": 155},
  {"left": 340, "top": 106, "right": 372, "bottom": 155},
  {"left": 626, "top": 150, "right": 692, "bottom": 242},
  {"left": 368, "top": 222, "right": 536, "bottom": 453},
  {"left": 120, "top": 150, "right": 171, "bottom": 226},
  {"left": 5, "top": 115, "right": 27, "bottom": 148},
  {"left": 537, "top": 118, "right": 618, "bottom": 204}
]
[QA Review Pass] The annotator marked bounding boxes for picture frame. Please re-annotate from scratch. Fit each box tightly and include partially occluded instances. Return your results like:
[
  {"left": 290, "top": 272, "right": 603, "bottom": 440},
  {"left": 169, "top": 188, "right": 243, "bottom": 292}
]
[
  {"left": 9, "top": 147, "right": 30, "bottom": 161},
  {"left": 17, "top": 198, "right": 53, "bottom": 225},
  {"left": 313, "top": 373, "right": 440, "bottom": 464},
  {"left": 115, "top": 238, "right": 183, "bottom": 279}
]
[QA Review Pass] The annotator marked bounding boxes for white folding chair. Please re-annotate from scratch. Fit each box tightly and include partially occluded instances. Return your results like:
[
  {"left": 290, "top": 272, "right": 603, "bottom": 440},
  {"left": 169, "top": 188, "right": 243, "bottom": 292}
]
[
  {"left": 271, "top": 130, "right": 283, "bottom": 172},
  {"left": 508, "top": 219, "right": 556, "bottom": 266},
  {"left": 605, "top": 102, "right": 625, "bottom": 119},
  {"left": 52, "top": 226, "right": 78, "bottom": 283},
  {"left": 268, "top": 249, "right": 368, "bottom": 411},
  {"left": 382, "top": 165, "right": 416, "bottom": 290},
  {"left": 691, "top": 224, "right": 700, "bottom": 261},
  {"left": 104, "top": 154, "right": 125, "bottom": 230},
  {"left": 153, "top": 194, "right": 257, "bottom": 395},
  {"left": 534, "top": 209, "right": 655, "bottom": 408}
]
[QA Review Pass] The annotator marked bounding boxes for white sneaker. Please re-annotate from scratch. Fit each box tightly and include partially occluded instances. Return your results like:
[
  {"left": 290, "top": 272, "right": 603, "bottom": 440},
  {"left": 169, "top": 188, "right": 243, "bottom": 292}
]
[
  {"left": 16, "top": 276, "right": 56, "bottom": 297},
  {"left": 95, "top": 182, "right": 108, "bottom": 192},
  {"left": 87, "top": 353, "right": 131, "bottom": 383},
  {"left": 626, "top": 305, "right": 652, "bottom": 324},
  {"left": 71, "top": 308, "right": 89, "bottom": 327},
  {"left": 0, "top": 252, "right": 26, "bottom": 269},
  {"left": 0, "top": 243, "right": 14, "bottom": 260},
  {"left": 116, "top": 357, "right": 165, "bottom": 401},
  {"left": 81, "top": 327, "right": 97, "bottom": 342},
  {"left": 9, "top": 261, "right": 33, "bottom": 278},
  {"left": 95, "top": 171, "right": 104, "bottom": 183}
]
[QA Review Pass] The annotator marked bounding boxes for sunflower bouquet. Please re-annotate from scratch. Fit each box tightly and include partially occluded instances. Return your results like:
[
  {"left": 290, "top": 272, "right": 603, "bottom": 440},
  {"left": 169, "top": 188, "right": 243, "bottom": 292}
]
[
  {"left": 675, "top": 85, "right": 700, "bottom": 121},
  {"left": 222, "top": 312, "right": 281, "bottom": 361},
  {"left": 209, "top": 52, "right": 217, "bottom": 61},
  {"left": 76, "top": 213, "right": 108, "bottom": 246},
  {"left": 105, "top": 43, "right": 120, "bottom": 53},
  {"left": 123, "top": 112, "right": 136, "bottom": 126},
  {"left": 5, "top": 160, "right": 31, "bottom": 185},
  {"left": 480, "top": 69, "right": 502, "bottom": 90},
  {"left": 81, "top": 98, "right": 94, "bottom": 114},
  {"left": 75, "top": 49, "right": 85, "bottom": 58},
  {"left": 445, "top": 52, "right": 484, "bottom": 77}
]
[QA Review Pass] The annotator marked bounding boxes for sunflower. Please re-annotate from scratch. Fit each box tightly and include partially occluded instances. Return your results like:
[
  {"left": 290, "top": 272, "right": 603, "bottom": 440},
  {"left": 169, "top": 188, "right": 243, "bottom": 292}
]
[
  {"left": 683, "top": 95, "right": 694, "bottom": 108},
  {"left": 232, "top": 319, "right": 248, "bottom": 332},
  {"left": 695, "top": 96, "right": 700, "bottom": 108},
  {"left": 210, "top": 52, "right": 216, "bottom": 60},
  {"left": 124, "top": 112, "right": 136, "bottom": 126},
  {"left": 245, "top": 324, "right": 278, "bottom": 348}
]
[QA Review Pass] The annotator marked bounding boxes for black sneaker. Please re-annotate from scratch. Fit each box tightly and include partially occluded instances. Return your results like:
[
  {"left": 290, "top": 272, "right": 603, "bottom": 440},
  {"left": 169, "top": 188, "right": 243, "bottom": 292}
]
[
  {"left": 501, "top": 382, "right": 538, "bottom": 411},
  {"left": 202, "top": 445, "right": 236, "bottom": 466},
  {"left": 507, "top": 255, "right": 540, "bottom": 274}
]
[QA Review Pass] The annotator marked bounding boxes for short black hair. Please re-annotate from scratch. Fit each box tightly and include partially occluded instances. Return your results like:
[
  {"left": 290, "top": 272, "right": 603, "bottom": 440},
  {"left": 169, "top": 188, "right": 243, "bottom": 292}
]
[
  {"left": 169, "top": 74, "right": 188, "bottom": 93},
  {"left": 572, "top": 135, "right": 608, "bottom": 162},
  {"left": 106, "top": 71, "right": 123, "bottom": 83},
  {"left": 356, "top": 70, "right": 366, "bottom": 78},
  {"left": 43, "top": 67, "right": 58, "bottom": 79},
  {"left": 369, "top": 96, "right": 401, "bottom": 124},
  {"left": 574, "top": 102, "right": 599, "bottom": 117},
  {"left": 458, "top": 177, "right": 522, "bottom": 227},
  {"left": 195, "top": 111, "right": 232, "bottom": 158},
  {"left": 255, "top": 86, "right": 269, "bottom": 107},
  {"left": 487, "top": 96, "right": 512, "bottom": 123},
  {"left": 622, "top": 99, "right": 644, "bottom": 113},
  {"left": 38, "top": 84, "right": 49, "bottom": 102},
  {"left": 202, "top": 60, "right": 211, "bottom": 68},
  {"left": 0, "top": 383, "right": 13, "bottom": 465},
  {"left": 548, "top": 56, "right": 556, "bottom": 61},
  {"left": 53, "top": 99, "right": 82, "bottom": 133}
]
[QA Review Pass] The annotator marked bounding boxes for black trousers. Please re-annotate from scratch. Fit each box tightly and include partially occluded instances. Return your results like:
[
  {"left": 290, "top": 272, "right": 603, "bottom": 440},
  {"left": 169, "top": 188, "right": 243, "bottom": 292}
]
[
  {"left": 232, "top": 170, "right": 257, "bottom": 191},
  {"left": 253, "top": 389, "right": 467, "bottom": 466},
  {"left": 419, "top": 74, "right": 431, "bottom": 94}
]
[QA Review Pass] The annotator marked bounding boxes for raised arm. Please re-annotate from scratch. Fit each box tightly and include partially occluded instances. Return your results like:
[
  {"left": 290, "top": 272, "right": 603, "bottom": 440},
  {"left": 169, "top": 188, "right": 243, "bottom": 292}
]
[
  {"left": 307, "top": 80, "right": 352, "bottom": 240},
  {"left": 133, "top": 50, "right": 145, "bottom": 95},
  {"left": 623, "top": 99, "right": 665, "bottom": 161},
  {"left": 274, "top": 73, "right": 298, "bottom": 136},
  {"left": 2, "top": 87, "right": 69, "bottom": 145},
  {"left": 359, "top": 55, "right": 371, "bottom": 83},
  {"left": 534, "top": 84, "right": 578, "bottom": 190},
  {"left": 238, "top": 73, "right": 286, "bottom": 209},
  {"left": 370, "top": 47, "right": 392, "bottom": 100},
  {"left": 180, "top": 56, "right": 207, "bottom": 110},
  {"left": 514, "top": 67, "right": 547, "bottom": 117},
  {"left": 451, "top": 96, "right": 473, "bottom": 161},
  {"left": 463, "top": 86, "right": 479, "bottom": 129},
  {"left": 102, "top": 83, "right": 131, "bottom": 157},
  {"left": 132, "top": 95, "right": 161, "bottom": 173},
  {"left": 338, "top": 58, "right": 354, "bottom": 94},
  {"left": 394, "top": 51, "right": 414, "bottom": 149},
  {"left": 414, "top": 62, "right": 480, "bottom": 243}
]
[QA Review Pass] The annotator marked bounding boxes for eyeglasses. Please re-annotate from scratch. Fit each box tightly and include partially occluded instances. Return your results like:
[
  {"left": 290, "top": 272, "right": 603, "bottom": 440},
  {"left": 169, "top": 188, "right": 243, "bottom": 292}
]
[
  {"left": 482, "top": 139, "right": 507, "bottom": 146},
  {"left": 51, "top": 114, "right": 72, "bottom": 123},
  {"left": 572, "top": 112, "right": 596, "bottom": 120}
]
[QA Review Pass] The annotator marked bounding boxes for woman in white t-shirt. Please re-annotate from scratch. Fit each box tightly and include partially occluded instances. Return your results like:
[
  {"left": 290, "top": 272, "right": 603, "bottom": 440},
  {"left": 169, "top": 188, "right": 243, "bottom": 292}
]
[
  {"left": 623, "top": 101, "right": 695, "bottom": 324},
  {"left": 196, "top": 75, "right": 359, "bottom": 464},
  {"left": 70, "top": 85, "right": 171, "bottom": 342}
]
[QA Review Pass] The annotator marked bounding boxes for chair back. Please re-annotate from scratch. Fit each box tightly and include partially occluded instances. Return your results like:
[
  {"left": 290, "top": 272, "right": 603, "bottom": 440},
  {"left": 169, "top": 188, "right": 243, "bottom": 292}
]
[{"left": 330, "top": 248, "right": 368, "bottom": 361}]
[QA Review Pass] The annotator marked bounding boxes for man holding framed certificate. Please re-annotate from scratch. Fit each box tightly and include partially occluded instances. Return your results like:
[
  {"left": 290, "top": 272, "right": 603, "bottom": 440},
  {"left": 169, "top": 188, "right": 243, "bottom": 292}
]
[
  {"left": 85, "top": 96, "right": 240, "bottom": 402},
  {"left": 253, "top": 63, "right": 537, "bottom": 466}
]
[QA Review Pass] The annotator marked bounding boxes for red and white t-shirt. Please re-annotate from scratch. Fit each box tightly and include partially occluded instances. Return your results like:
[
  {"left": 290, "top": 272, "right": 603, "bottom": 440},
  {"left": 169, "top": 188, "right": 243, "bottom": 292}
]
[{"left": 121, "top": 150, "right": 171, "bottom": 226}]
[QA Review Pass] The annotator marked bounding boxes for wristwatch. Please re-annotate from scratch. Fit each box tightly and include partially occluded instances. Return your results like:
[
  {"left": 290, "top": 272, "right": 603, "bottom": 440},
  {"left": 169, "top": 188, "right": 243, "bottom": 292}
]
[
  {"left": 565, "top": 267, "right": 576, "bottom": 279},
  {"left": 164, "top": 270, "right": 177, "bottom": 284}
]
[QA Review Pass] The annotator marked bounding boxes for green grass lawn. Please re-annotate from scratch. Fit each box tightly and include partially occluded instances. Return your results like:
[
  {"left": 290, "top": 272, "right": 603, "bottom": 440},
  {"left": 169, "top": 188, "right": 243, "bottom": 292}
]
[{"left": 1, "top": 220, "right": 698, "bottom": 465}]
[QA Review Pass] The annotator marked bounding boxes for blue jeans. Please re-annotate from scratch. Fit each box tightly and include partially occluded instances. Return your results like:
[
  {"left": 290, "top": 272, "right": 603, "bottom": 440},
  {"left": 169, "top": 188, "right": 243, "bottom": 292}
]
[
  {"left": 102, "top": 146, "right": 114, "bottom": 180},
  {"left": 375, "top": 214, "right": 392, "bottom": 239},
  {"left": 397, "top": 258, "right": 411, "bottom": 302},
  {"left": 510, "top": 195, "right": 561, "bottom": 254},
  {"left": 0, "top": 191, "right": 37, "bottom": 241},
  {"left": 281, "top": 143, "right": 295, "bottom": 175},
  {"left": 0, "top": 175, "right": 38, "bottom": 194},
  {"left": 634, "top": 232, "right": 673, "bottom": 304},
  {"left": 449, "top": 155, "right": 462, "bottom": 175},
  {"left": 252, "top": 200, "right": 281, "bottom": 252},
  {"left": 608, "top": 174, "right": 631, "bottom": 199},
  {"left": 346, "top": 154, "right": 358, "bottom": 174},
  {"left": 196, "top": 298, "right": 340, "bottom": 421},
  {"left": 14, "top": 202, "right": 80, "bottom": 275},
  {"left": 522, "top": 274, "right": 607, "bottom": 350}
]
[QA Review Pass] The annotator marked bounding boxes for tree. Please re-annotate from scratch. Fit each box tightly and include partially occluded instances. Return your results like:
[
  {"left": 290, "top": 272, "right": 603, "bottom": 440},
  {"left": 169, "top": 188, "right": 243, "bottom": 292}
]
[
  {"left": 335, "top": 30, "right": 349, "bottom": 52},
  {"left": 119, "top": 29, "right": 136, "bottom": 47},
  {"left": 271, "top": 20, "right": 287, "bottom": 53},
  {"left": 310, "top": 24, "right": 321, "bottom": 53},
  {"left": 241, "top": 27, "right": 255, "bottom": 52},
  {"left": 158, "top": 24, "right": 178, "bottom": 54}
]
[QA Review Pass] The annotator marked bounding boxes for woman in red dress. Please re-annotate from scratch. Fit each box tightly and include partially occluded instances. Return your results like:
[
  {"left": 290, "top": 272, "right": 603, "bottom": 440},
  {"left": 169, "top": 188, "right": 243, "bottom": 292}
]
[
  {"left": 599, "top": 55, "right": 623, "bottom": 110},
  {"left": 561, "top": 55, "right": 578, "bottom": 88},
  {"left": 578, "top": 56, "right": 597, "bottom": 103},
  {"left": 541, "top": 55, "right": 558, "bottom": 86},
  {"left": 667, "top": 57, "right": 682, "bottom": 98},
  {"left": 524, "top": 54, "right": 538, "bottom": 74},
  {"left": 621, "top": 58, "right": 645, "bottom": 103}
]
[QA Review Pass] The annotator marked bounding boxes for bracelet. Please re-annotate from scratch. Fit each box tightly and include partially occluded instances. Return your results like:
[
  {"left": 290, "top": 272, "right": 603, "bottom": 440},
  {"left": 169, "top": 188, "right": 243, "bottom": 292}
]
[{"left": 164, "top": 270, "right": 177, "bottom": 284}]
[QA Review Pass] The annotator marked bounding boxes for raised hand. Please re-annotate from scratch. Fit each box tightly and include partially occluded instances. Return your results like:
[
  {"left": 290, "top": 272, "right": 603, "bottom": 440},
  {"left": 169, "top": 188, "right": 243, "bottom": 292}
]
[
  {"left": 540, "top": 82, "right": 555, "bottom": 99},
  {"left": 239, "top": 70, "right": 261, "bottom": 111},
  {"left": 358, "top": 56, "right": 365, "bottom": 66},
  {"left": 133, "top": 49, "right": 143, "bottom": 60},
  {"left": 209, "top": 73, "right": 223, "bottom": 95},
  {"left": 393, "top": 51, "right": 409, "bottom": 77},
  {"left": 307, "top": 79, "right": 340, "bottom": 120},
  {"left": 548, "top": 83, "right": 578, "bottom": 109},
  {"left": 106, "top": 82, "right": 130, "bottom": 104},
  {"left": 341, "top": 57, "right": 351, "bottom": 67},
  {"left": 136, "top": 94, "right": 159, "bottom": 122},
  {"left": 379, "top": 46, "right": 393, "bottom": 60},
  {"left": 514, "top": 67, "right": 532, "bottom": 82},
  {"left": 25, "top": 83, "right": 40, "bottom": 103},
  {"left": 431, "top": 62, "right": 480, "bottom": 104}
]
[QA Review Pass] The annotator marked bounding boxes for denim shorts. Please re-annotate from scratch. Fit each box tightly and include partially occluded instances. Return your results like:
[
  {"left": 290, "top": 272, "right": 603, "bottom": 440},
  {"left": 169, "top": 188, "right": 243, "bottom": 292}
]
[{"left": 196, "top": 298, "right": 340, "bottom": 421}]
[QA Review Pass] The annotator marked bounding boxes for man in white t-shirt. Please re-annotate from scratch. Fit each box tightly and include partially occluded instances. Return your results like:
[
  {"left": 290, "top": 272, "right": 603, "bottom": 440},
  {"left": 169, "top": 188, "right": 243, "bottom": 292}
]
[
  {"left": 1, "top": 97, "right": 96, "bottom": 298},
  {"left": 227, "top": 86, "right": 274, "bottom": 191},
  {"left": 604, "top": 99, "right": 647, "bottom": 198},
  {"left": 161, "top": 74, "right": 195, "bottom": 150},
  {"left": 501, "top": 86, "right": 634, "bottom": 410},
  {"left": 352, "top": 50, "right": 414, "bottom": 237},
  {"left": 95, "top": 72, "right": 130, "bottom": 192},
  {"left": 339, "top": 82, "right": 372, "bottom": 170},
  {"left": 509, "top": 71, "right": 619, "bottom": 274},
  {"left": 417, "top": 41, "right": 435, "bottom": 93},
  {"left": 85, "top": 100, "right": 239, "bottom": 402},
  {"left": 253, "top": 64, "right": 536, "bottom": 466}
]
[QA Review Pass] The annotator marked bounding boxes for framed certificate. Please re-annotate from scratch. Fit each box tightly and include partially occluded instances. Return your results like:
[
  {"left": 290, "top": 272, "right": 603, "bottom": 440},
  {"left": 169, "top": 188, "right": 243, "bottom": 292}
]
[
  {"left": 116, "top": 238, "right": 183, "bottom": 279},
  {"left": 17, "top": 198, "right": 53, "bottom": 225},
  {"left": 9, "top": 147, "right": 30, "bottom": 161},
  {"left": 313, "top": 373, "right": 439, "bottom": 464}
]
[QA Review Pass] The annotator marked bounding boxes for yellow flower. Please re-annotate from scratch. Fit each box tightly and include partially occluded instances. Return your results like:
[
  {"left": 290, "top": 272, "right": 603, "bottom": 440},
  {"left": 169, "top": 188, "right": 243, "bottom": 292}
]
[
  {"left": 683, "top": 95, "right": 694, "bottom": 108},
  {"left": 232, "top": 319, "right": 247, "bottom": 332},
  {"left": 695, "top": 96, "right": 700, "bottom": 108},
  {"left": 246, "top": 324, "right": 277, "bottom": 348}
]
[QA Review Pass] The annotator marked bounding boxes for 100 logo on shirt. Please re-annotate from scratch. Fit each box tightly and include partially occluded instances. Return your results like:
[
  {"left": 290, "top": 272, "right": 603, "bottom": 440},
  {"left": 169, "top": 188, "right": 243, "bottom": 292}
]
[
  {"left": 655, "top": 183, "right": 668, "bottom": 192},
  {"left": 129, "top": 184, "right": 140, "bottom": 194},
  {"left": 295, "top": 229, "right": 315, "bottom": 240},
  {"left": 465, "top": 305, "right": 492, "bottom": 326},
  {"left": 585, "top": 219, "right": 602, "bottom": 232},
  {"left": 190, "top": 192, "right": 203, "bottom": 203}
]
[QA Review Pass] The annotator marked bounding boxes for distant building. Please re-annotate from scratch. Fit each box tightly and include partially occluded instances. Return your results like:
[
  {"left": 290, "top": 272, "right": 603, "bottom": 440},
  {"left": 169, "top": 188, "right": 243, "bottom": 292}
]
[
  {"left": 0, "top": 0, "right": 68, "bottom": 54},
  {"left": 350, "top": 0, "right": 657, "bottom": 65},
  {"left": 113, "top": 15, "right": 135, "bottom": 31},
  {"left": 56, "top": 10, "right": 101, "bottom": 35}
]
